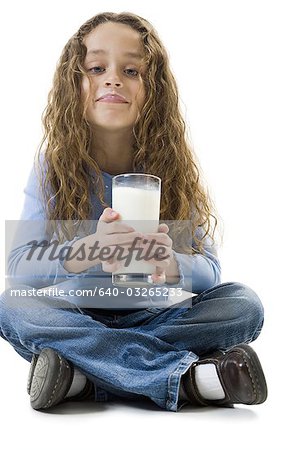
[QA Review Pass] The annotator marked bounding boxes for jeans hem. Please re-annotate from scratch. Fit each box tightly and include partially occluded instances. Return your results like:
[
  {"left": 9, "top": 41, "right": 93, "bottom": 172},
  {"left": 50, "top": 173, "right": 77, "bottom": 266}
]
[{"left": 166, "top": 351, "right": 199, "bottom": 412}]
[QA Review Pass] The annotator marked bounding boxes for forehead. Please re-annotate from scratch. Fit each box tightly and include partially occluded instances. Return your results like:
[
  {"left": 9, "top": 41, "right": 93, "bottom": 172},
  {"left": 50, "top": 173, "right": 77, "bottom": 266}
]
[{"left": 84, "top": 22, "right": 144, "bottom": 59}]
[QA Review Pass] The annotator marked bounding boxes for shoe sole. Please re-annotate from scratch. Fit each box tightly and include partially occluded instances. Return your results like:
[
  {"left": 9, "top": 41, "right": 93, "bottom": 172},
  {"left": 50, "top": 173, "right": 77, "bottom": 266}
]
[
  {"left": 29, "top": 348, "right": 73, "bottom": 410},
  {"left": 27, "top": 353, "right": 38, "bottom": 395},
  {"left": 233, "top": 344, "right": 268, "bottom": 404}
]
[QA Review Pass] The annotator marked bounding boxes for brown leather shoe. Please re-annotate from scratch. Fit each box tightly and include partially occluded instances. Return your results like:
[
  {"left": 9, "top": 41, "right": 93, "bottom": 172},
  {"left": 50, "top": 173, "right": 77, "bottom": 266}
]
[
  {"left": 182, "top": 344, "right": 267, "bottom": 407},
  {"left": 28, "top": 348, "right": 94, "bottom": 410}
]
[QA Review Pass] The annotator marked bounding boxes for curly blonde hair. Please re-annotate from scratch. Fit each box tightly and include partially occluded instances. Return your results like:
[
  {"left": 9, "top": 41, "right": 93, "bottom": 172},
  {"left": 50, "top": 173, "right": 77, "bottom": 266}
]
[{"left": 36, "top": 11, "right": 221, "bottom": 253}]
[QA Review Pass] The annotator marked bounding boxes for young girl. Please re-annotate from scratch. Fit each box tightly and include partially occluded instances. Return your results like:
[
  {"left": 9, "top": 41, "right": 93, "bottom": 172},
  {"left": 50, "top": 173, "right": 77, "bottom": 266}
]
[{"left": 0, "top": 12, "right": 267, "bottom": 412}]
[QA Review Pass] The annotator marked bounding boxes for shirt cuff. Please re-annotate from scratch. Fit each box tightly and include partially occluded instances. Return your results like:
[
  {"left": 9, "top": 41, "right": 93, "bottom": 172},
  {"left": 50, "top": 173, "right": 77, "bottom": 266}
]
[
  {"left": 164, "top": 251, "right": 186, "bottom": 288},
  {"left": 165, "top": 251, "right": 194, "bottom": 292}
]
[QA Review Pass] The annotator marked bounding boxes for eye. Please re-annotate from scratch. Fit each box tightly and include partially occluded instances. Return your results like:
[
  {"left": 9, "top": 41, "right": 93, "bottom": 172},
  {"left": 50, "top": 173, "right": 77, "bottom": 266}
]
[
  {"left": 124, "top": 68, "right": 139, "bottom": 77},
  {"left": 87, "top": 67, "right": 139, "bottom": 77},
  {"left": 88, "top": 66, "right": 105, "bottom": 74}
]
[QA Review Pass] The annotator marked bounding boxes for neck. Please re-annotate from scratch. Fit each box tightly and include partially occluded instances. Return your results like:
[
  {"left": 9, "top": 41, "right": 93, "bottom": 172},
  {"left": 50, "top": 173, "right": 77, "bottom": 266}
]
[{"left": 90, "top": 127, "right": 135, "bottom": 175}]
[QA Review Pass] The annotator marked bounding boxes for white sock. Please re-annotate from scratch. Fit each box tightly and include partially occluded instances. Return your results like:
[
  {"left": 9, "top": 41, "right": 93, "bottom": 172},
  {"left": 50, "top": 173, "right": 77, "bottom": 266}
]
[
  {"left": 194, "top": 363, "right": 225, "bottom": 400},
  {"left": 65, "top": 368, "right": 87, "bottom": 398}
]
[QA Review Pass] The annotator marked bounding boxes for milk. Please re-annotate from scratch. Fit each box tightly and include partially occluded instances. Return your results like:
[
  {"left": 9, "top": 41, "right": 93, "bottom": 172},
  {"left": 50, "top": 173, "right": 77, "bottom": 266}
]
[{"left": 112, "top": 185, "right": 160, "bottom": 275}]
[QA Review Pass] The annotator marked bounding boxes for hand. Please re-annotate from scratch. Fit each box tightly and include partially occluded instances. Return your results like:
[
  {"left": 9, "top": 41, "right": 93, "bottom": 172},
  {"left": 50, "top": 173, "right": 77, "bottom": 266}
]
[
  {"left": 96, "top": 208, "right": 143, "bottom": 273},
  {"left": 138, "top": 223, "right": 174, "bottom": 284}
]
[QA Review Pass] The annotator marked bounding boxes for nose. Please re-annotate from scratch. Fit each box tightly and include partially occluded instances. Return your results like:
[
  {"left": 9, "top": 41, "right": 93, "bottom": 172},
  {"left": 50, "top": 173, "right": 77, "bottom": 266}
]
[
  {"left": 104, "top": 70, "right": 123, "bottom": 88},
  {"left": 104, "top": 80, "right": 122, "bottom": 87}
]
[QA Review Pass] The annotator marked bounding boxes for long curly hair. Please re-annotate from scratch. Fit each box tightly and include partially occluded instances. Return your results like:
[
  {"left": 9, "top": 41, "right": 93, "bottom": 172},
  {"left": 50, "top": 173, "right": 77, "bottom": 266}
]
[{"left": 36, "top": 11, "right": 222, "bottom": 253}]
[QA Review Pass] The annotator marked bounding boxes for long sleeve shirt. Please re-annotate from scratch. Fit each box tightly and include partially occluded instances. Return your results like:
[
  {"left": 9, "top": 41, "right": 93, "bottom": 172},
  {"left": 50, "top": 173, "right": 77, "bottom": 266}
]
[{"left": 7, "top": 162, "right": 221, "bottom": 309}]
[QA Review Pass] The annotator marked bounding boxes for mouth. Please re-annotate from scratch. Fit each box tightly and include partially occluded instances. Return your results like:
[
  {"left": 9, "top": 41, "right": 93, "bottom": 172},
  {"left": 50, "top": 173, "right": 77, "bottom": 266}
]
[{"left": 96, "top": 94, "right": 129, "bottom": 104}]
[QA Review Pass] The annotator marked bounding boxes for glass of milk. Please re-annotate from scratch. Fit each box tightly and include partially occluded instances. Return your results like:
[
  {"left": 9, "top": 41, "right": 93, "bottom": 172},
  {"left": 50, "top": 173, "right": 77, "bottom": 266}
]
[{"left": 112, "top": 173, "right": 161, "bottom": 287}]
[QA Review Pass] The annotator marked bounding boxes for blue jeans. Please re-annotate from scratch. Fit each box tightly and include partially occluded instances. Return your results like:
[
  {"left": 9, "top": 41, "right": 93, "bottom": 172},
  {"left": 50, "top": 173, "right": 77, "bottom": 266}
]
[{"left": 0, "top": 282, "right": 264, "bottom": 412}]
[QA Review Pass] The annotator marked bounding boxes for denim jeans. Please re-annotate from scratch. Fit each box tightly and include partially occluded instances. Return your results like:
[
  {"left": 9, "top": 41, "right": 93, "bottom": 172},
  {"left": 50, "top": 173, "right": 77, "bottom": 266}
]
[{"left": 0, "top": 281, "right": 264, "bottom": 412}]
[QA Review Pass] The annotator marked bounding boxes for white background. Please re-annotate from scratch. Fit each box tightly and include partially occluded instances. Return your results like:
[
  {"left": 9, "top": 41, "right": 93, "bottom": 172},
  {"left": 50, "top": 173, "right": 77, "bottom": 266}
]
[{"left": 0, "top": 0, "right": 298, "bottom": 448}]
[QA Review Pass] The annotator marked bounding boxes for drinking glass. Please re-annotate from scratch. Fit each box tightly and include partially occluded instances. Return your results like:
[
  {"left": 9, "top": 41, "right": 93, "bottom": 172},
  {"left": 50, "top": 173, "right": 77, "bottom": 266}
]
[{"left": 112, "top": 173, "right": 161, "bottom": 287}]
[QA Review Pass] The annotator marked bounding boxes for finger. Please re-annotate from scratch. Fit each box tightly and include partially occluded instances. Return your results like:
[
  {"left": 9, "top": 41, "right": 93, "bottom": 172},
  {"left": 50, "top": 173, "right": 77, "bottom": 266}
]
[
  {"left": 158, "top": 223, "right": 169, "bottom": 233},
  {"left": 104, "top": 242, "right": 143, "bottom": 259},
  {"left": 151, "top": 267, "right": 166, "bottom": 284},
  {"left": 104, "top": 232, "right": 144, "bottom": 247},
  {"left": 106, "top": 221, "right": 136, "bottom": 234},
  {"left": 100, "top": 241, "right": 148, "bottom": 267},
  {"left": 141, "top": 233, "right": 172, "bottom": 248},
  {"left": 138, "top": 249, "right": 172, "bottom": 273},
  {"left": 141, "top": 244, "right": 171, "bottom": 263},
  {"left": 99, "top": 207, "right": 121, "bottom": 223},
  {"left": 102, "top": 259, "right": 123, "bottom": 273}
]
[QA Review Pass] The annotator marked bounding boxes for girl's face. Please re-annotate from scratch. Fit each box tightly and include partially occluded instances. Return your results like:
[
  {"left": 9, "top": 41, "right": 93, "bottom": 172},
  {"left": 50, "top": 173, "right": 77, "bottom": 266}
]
[{"left": 81, "top": 22, "right": 146, "bottom": 132}]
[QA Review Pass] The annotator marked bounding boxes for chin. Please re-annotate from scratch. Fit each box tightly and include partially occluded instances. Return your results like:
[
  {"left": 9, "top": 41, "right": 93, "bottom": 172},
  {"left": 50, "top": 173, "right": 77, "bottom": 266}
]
[{"left": 92, "top": 121, "right": 135, "bottom": 132}]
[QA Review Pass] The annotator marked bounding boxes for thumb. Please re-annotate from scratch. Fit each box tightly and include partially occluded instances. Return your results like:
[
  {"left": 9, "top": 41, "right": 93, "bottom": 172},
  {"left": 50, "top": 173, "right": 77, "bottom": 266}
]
[
  {"left": 158, "top": 223, "right": 169, "bottom": 233},
  {"left": 151, "top": 266, "right": 166, "bottom": 285},
  {"left": 99, "top": 207, "right": 120, "bottom": 223}
]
